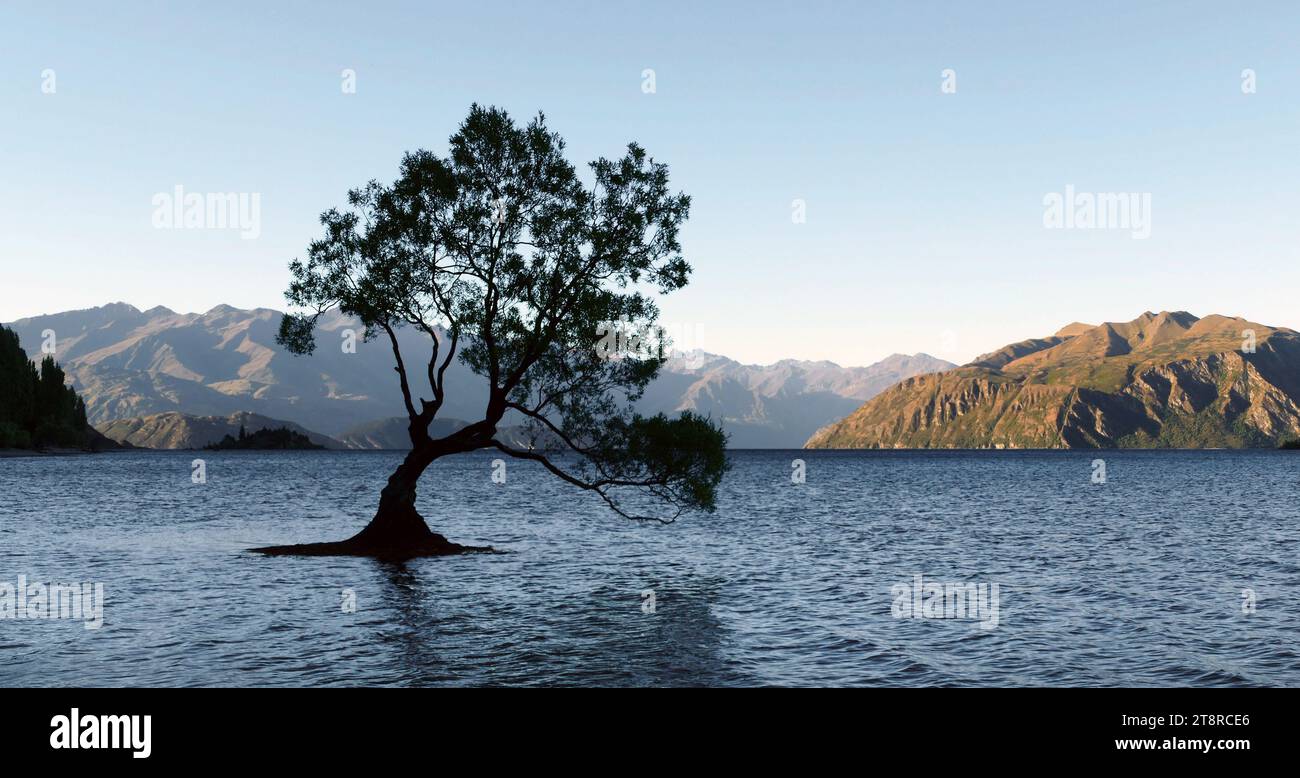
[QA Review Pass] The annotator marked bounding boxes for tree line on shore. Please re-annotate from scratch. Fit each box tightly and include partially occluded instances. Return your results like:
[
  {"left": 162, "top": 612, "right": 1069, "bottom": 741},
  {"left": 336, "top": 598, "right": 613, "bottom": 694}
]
[
  {"left": 0, "top": 324, "right": 92, "bottom": 449},
  {"left": 204, "top": 425, "right": 324, "bottom": 450}
]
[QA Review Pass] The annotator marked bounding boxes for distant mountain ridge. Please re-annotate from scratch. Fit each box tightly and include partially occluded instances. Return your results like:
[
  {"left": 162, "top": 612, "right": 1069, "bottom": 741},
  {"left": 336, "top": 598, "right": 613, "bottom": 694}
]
[
  {"left": 99, "top": 411, "right": 345, "bottom": 450},
  {"left": 335, "top": 416, "right": 559, "bottom": 450},
  {"left": 806, "top": 311, "right": 1300, "bottom": 449},
  {"left": 648, "top": 349, "right": 954, "bottom": 446},
  {"left": 334, "top": 417, "right": 468, "bottom": 449},
  {"left": 4, "top": 303, "right": 451, "bottom": 435},
  {"left": 5, "top": 303, "right": 954, "bottom": 448}
]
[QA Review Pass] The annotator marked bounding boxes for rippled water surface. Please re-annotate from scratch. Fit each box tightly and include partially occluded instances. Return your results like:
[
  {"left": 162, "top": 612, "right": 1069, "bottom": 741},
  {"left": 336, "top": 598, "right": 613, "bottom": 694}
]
[{"left": 1, "top": 449, "right": 1298, "bottom": 687}]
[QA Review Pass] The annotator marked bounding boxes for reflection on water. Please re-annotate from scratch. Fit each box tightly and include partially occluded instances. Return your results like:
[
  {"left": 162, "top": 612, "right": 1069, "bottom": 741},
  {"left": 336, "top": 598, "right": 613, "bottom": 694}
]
[{"left": 1, "top": 449, "right": 1298, "bottom": 686}]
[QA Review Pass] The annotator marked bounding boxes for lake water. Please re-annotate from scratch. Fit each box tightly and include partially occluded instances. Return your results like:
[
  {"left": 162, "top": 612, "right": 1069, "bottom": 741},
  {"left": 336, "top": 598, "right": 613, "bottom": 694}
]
[{"left": 1, "top": 449, "right": 1297, "bottom": 687}]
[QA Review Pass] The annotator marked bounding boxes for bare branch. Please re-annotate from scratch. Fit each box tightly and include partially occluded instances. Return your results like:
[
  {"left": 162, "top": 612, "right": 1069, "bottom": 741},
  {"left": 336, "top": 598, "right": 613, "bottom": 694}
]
[
  {"left": 488, "top": 441, "right": 683, "bottom": 524},
  {"left": 380, "top": 321, "right": 420, "bottom": 423}
]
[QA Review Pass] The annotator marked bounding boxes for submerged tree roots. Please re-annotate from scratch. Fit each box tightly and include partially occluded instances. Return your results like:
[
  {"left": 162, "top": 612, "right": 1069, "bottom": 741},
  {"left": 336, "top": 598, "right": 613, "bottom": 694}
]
[{"left": 251, "top": 504, "right": 492, "bottom": 561}]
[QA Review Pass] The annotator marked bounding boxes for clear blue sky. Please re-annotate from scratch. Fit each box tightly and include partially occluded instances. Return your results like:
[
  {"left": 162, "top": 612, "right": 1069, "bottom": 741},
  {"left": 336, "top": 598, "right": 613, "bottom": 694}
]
[{"left": 3, "top": 1, "right": 1298, "bottom": 365}]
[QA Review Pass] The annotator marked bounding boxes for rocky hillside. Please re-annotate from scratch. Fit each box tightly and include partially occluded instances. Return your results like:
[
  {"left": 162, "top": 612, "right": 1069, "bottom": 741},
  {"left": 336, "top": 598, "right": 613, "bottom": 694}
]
[
  {"left": 98, "top": 411, "right": 345, "bottom": 450},
  {"left": 5, "top": 304, "right": 953, "bottom": 448},
  {"left": 805, "top": 312, "right": 1300, "bottom": 449}
]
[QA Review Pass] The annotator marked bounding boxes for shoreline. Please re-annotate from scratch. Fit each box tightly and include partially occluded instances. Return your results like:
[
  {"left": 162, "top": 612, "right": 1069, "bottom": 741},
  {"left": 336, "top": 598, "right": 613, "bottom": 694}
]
[{"left": 0, "top": 448, "right": 108, "bottom": 458}]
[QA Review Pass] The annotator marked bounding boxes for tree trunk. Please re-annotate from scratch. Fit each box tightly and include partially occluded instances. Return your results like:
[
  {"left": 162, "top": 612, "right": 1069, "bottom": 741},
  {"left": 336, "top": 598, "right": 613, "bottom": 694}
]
[
  {"left": 251, "top": 445, "right": 491, "bottom": 560},
  {"left": 345, "top": 448, "right": 455, "bottom": 550}
]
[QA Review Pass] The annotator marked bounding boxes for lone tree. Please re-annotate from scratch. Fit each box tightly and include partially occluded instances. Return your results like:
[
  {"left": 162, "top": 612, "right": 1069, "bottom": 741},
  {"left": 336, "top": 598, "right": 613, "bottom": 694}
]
[{"left": 253, "top": 105, "right": 727, "bottom": 559}]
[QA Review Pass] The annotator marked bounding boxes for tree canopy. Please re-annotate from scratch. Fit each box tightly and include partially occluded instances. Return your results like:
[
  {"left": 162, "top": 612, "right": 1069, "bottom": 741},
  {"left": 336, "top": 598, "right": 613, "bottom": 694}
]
[
  {"left": 0, "top": 325, "right": 90, "bottom": 449},
  {"left": 276, "top": 105, "right": 727, "bottom": 522}
]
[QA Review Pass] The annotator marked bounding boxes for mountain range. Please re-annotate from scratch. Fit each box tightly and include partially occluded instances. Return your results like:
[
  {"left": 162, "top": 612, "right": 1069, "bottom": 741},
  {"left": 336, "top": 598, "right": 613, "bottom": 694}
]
[
  {"left": 3, "top": 304, "right": 953, "bottom": 449},
  {"left": 806, "top": 311, "right": 1300, "bottom": 449}
]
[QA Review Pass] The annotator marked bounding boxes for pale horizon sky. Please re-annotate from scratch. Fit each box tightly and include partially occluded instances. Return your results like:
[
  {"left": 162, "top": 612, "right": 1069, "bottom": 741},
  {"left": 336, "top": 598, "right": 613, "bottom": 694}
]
[{"left": 3, "top": 1, "right": 1299, "bottom": 366}]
